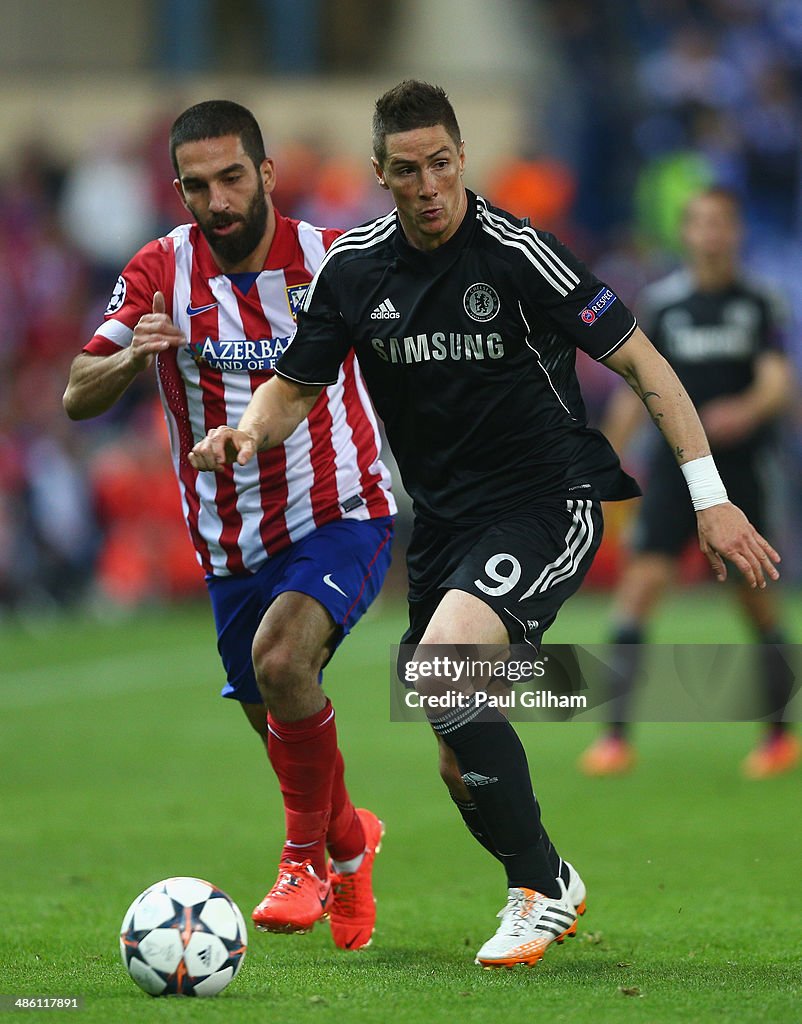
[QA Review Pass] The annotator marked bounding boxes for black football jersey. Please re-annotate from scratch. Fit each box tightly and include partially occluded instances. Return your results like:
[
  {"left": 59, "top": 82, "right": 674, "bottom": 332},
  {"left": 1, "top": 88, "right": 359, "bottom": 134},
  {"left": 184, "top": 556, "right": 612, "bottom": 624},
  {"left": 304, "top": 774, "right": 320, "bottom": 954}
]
[
  {"left": 278, "top": 190, "right": 640, "bottom": 527},
  {"left": 638, "top": 268, "right": 786, "bottom": 458}
]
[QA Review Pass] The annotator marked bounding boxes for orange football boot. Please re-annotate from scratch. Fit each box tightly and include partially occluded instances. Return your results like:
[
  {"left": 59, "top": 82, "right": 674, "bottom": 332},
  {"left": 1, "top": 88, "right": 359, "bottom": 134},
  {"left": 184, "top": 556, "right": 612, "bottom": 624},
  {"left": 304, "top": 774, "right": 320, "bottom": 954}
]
[
  {"left": 252, "top": 860, "right": 331, "bottom": 934},
  {"left": 578, "top": 735, "right": 636, "bottom": 776},
  {"left": 328, "top": 808, "right": 385, "bottom": 950},
  {"left": 742, "top": 732, "right": 800, "bottom": 779}
]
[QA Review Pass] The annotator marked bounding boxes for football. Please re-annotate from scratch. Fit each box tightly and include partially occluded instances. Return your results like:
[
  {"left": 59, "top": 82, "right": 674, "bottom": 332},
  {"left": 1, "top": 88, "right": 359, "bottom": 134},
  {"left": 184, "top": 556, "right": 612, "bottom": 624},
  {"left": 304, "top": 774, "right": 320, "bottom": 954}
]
[{"left": 119, "top": 876, "right": 247, "bottom": 997}]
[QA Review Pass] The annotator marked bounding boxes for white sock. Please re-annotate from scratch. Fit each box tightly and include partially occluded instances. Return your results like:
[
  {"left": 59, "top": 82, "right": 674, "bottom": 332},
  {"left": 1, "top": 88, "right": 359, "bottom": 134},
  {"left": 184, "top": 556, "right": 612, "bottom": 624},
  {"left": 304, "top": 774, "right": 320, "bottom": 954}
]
[{"left": 331, "top": 851, "right": 365, "bottom": 874}]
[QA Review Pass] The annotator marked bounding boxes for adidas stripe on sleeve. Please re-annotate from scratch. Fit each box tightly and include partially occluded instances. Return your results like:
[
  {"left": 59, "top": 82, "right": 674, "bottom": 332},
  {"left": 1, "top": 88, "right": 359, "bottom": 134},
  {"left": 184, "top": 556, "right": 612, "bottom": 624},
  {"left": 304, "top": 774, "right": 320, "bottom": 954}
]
[{"left": 478, "top": 201, "right": 637, "bottom": 362}]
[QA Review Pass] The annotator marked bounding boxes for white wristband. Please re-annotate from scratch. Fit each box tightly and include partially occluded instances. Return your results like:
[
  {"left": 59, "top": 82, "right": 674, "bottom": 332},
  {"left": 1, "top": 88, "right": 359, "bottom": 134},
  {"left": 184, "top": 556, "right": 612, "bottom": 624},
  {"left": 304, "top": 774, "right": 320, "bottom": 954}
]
[{"left": 680, "top": 455, "right": 729, "bottom": 511}]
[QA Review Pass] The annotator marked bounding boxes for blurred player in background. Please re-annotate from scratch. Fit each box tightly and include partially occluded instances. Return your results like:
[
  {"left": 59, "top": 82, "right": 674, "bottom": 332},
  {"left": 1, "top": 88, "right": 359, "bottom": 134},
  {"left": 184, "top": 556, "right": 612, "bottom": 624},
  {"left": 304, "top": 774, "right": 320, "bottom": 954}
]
[
  {"left": 580, "top": 187, "right": 797, "bottom": 779},
  {"left": 189, "top": 82, "right": 781, "bottom": 967},
  {"left": 63, "top": 100, "right": 395, "bottom": 949}
]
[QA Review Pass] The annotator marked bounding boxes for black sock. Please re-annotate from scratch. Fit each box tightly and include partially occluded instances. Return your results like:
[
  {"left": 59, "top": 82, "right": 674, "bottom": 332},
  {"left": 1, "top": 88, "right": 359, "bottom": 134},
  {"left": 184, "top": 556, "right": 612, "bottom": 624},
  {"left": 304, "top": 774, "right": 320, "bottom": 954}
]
[
  {"left": 451, "top": 796, "right": 565, "bottom": 881},
  {"left": 539, "top": 825, "right": 565, "bottom": 881},
  {"left": 452, "top": 798, "right": 503, "bottom": 861},
  {"left": 606, "top": 623, "right": 644, "bottom": 739},
  {"left": 434, "top": 700, "right": 560, "bottom": 897},
  {"left": 758, "top": 628, "right": 794, "bottom": 735}
]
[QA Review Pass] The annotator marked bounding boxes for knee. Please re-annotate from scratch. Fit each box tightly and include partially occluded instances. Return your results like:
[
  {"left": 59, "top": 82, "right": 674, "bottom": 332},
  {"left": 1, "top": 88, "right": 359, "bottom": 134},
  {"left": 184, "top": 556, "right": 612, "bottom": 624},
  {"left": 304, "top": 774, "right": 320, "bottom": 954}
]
[{"left": 252, "top": 632, "right": 310, "bottom": 705}]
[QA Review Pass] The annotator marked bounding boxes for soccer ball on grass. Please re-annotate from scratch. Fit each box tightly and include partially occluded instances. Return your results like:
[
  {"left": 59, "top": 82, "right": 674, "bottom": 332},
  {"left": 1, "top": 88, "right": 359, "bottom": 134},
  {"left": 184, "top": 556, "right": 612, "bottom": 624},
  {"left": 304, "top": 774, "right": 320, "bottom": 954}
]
[{"left": 120, "top": 876, "right": 247, "bottom": 997}]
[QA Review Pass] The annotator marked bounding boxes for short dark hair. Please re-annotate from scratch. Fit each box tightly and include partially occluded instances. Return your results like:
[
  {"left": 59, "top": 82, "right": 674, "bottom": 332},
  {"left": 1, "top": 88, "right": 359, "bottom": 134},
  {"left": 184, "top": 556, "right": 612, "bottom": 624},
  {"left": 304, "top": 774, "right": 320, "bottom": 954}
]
[
  {"left": 169, "top": 100, "right": 266, "bottom": 176},
  {"left": 372, "top": 80, "right": 461, "bottom": 167}
]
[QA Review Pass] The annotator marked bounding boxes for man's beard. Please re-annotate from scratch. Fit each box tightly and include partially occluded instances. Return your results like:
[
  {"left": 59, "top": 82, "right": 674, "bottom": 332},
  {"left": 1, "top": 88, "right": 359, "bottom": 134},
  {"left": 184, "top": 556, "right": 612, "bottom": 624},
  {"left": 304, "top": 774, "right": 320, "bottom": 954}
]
[{"left": 198, "top": 186, "right": 268, "bottom": 266}]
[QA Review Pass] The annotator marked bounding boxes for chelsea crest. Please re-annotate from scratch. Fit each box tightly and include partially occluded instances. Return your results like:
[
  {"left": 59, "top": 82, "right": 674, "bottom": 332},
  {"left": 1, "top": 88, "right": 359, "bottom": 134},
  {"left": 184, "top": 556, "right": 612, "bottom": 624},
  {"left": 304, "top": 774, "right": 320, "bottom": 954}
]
[{"left": 463, "top": 282, "right": 500, "bottom": 322}]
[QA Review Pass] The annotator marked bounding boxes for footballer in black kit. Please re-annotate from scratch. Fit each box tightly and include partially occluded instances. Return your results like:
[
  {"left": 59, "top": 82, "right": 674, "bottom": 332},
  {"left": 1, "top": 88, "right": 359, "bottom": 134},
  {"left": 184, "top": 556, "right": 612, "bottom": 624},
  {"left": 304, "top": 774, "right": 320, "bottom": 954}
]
[
  {"left": 631, "top": 268, "right": 785, "bottom": 555},
  {"left": 278, "top": 189, "right": 640, "bottom": 646},
  {"left": 191, "top": 84, "right": 781, "bottom": 967},
  {"left": 579, "top": 185, "right": 795, "bottom": 781}
]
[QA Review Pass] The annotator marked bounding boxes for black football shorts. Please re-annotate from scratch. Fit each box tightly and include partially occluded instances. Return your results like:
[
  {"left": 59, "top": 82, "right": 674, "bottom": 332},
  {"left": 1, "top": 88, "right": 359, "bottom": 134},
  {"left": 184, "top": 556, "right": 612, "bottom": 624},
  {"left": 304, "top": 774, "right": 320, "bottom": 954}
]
[
  {"left": 402, "top": 498, "right": 603, "bottom": 648},
  {"left": 631, "top": 448, "right": 767, "bottom": 558}
]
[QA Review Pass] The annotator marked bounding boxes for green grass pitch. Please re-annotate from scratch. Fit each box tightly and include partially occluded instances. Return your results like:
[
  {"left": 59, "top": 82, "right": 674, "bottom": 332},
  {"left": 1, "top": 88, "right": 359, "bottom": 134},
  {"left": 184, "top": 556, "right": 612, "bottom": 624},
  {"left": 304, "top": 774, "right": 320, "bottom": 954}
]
[{"left": 1, "top": 589, "right": 800, "bottom": 1023}]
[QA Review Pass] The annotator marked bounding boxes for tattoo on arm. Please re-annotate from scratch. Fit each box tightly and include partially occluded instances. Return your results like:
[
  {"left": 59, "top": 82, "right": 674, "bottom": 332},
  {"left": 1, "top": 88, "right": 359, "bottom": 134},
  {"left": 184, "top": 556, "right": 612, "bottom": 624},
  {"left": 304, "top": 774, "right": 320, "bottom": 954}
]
[
  {"left": 675, "top": 445, "right": 684, "bottom": 460},
  {"left": 623, "top": 371, "right": 665, "bottom": 433}
]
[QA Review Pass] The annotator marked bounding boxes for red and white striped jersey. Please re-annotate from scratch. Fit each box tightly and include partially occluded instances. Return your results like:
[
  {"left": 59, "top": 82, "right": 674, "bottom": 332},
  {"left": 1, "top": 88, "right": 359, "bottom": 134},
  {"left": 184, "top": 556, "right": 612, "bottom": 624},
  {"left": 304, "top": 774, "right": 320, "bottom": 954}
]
[{"left": 85, "top": 211, "right": 395, "bottom": 577}]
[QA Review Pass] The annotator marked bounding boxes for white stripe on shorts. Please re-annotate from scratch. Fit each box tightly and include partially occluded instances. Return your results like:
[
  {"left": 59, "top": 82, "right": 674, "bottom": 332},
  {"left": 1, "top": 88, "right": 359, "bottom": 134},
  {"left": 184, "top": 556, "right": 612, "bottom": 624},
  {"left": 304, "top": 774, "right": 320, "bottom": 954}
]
[{"left": 517, "top": 499, "right": 594, "bottom": 601}]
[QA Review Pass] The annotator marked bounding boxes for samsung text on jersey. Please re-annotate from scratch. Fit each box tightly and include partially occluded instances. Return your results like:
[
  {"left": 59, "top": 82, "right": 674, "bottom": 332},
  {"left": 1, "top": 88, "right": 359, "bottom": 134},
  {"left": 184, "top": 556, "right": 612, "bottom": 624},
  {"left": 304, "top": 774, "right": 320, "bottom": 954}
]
[{"left": 371, "top": 333, "right": 505, "bottom": 364}]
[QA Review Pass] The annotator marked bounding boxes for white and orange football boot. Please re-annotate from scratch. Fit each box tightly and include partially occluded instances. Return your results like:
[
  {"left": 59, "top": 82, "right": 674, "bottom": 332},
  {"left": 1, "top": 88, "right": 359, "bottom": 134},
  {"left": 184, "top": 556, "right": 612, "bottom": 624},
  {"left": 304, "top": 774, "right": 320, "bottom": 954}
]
[
  {"left": 563, "top": 861, "right": 588, "bottom": 916},
  {"left": 475, "top": 877, "right": 578, "bottom": 968}
]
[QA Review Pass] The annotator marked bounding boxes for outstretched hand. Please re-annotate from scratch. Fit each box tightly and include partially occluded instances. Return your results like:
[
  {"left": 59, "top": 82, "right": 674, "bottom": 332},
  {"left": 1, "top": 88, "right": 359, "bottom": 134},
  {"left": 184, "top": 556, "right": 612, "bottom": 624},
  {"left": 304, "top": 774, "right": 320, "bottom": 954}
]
[
  {"left": 188, "top": 426, "right": 260, "bottom": 471},
  {"left": 697, "top": 502, "right": 780, "bottom": 588}
]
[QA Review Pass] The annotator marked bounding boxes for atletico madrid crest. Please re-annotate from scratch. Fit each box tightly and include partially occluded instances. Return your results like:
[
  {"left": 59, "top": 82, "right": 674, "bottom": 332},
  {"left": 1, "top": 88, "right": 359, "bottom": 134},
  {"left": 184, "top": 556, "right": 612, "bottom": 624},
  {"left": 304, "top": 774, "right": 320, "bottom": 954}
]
[{"left": 285, "top": 284, "right": 309, "bottom": 321}]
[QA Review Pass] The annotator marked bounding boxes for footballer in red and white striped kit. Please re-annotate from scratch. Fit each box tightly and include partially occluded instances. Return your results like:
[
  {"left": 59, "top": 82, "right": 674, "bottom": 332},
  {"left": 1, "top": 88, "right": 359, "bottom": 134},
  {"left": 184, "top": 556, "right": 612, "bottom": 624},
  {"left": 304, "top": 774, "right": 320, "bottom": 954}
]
[{"left": 64, "top": 101, "right": 395, "bottom": 950}]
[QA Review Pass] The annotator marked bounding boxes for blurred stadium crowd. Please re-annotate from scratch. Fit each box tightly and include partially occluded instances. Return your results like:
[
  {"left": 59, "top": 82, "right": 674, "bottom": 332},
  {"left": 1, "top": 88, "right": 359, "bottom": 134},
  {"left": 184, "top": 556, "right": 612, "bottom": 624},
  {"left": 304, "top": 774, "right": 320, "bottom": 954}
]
[{"left": 2, "top": 0, "right": 801, "bottom": 616}]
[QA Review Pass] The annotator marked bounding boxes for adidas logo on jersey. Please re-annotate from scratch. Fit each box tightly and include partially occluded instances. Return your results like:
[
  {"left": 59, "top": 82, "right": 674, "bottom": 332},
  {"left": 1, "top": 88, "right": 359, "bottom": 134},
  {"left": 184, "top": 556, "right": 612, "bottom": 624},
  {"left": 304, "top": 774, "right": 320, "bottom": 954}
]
[{"left": 371, "top": 298, "right": 401, "bottom": 319}]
